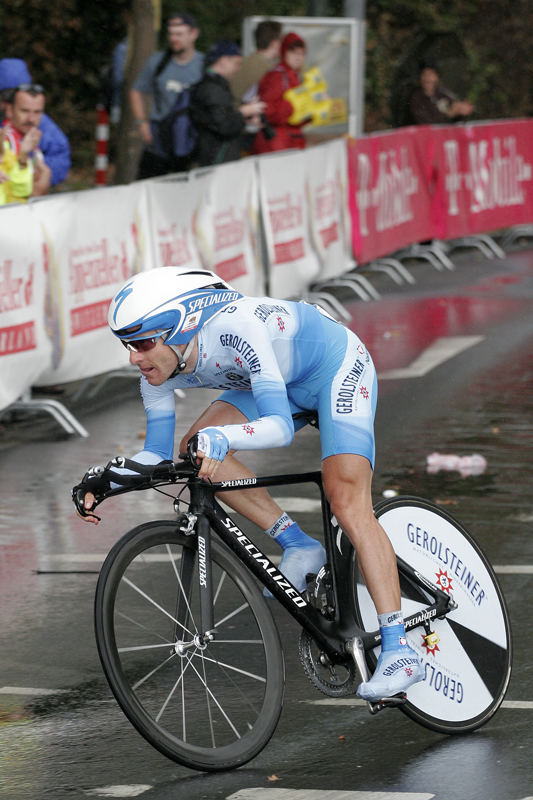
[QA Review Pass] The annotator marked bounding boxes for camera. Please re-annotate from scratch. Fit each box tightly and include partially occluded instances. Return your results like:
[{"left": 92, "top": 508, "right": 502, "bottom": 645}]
[{"left": 260, "top": 113, "right": 276, "bottom": 141}]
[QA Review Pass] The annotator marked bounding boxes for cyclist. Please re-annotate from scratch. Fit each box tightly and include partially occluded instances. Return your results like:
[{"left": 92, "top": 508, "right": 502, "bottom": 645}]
[{"left": 76, "top": 266, "right": 423, "bottom": 701}]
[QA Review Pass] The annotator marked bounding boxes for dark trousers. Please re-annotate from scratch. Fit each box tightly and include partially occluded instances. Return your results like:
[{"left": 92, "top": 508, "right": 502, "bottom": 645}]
[{"left": 137, "top": 149, "right": 193, "bottom": 180}]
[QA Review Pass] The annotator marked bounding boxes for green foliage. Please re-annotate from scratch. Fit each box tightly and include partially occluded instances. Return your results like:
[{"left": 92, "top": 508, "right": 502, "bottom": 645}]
[
  {"left": 0, "top": 0, "right": 131, "bottom": 166},
  {"left": 1, "top": 1, "right": 530, "bottom": 184}
]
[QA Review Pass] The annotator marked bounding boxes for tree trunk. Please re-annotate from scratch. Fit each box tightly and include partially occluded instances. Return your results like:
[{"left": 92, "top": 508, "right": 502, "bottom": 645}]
[{"left": 114, "top": 0, "right": 159, "bottom": 184}]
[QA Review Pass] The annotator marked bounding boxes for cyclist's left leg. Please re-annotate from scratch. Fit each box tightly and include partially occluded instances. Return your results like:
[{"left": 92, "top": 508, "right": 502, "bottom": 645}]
[
  {"left": 322, "top": 454, "right": 423, "bottom": 699},
  {"left": 180, "top": 398, "right": 325, "bottom": 593},
  {"left": 318, "top": 326, "right": 422, "bottom": 699}
]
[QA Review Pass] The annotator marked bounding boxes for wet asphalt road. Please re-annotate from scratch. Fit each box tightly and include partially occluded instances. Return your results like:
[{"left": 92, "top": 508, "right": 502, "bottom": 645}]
[{"left": 1, "top": 246, "right": 533, "bottom": 800}]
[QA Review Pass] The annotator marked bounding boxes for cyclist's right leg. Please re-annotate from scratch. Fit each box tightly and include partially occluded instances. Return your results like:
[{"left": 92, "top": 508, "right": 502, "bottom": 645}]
[{"left": 179, "top": 398, "right": 325, "bottom": 593}]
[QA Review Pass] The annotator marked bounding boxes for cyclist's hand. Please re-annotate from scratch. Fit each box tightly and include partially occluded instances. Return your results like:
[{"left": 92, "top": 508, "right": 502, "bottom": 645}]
[
  {"left": 192, "top": 428, "right": 230, "bottom": 480},
  {"left": 78, "top": 491, "right": 100, "bottom": 525},
  {"left": 72, "top": 464, "right": 112, "bottom": 523}
]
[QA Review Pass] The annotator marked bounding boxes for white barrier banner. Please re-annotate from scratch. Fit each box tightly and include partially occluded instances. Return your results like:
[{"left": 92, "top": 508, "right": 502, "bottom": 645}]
[
  {"left": 143, "top": 176, "right": 201, "bottom": 271},
  {"left": 258, "top": 149, "right": 320, "bottom": 299},
  {"left": 192, "top": 160, "right": 265, "bottom": 296},
  {"left": 35, "top": 185, "right": 149, "bottom": 385},
  {"left": 0, "top": 204, "right": 51, "bottom": 409},
  {"left": 305, "top": 139, "right": 353, "bottom": 278}
]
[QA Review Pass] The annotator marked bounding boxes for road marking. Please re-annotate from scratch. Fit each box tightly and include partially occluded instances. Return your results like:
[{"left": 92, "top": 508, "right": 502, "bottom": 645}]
[
  {"left": 494, "top": 565, "right": 533, "bottom": 574},
  {"left": 0, "top": 686, "right": 66, "bottom": 696},
  {"left": 227, "top": 790, "right": 434, "bottom": 800},
  {"left": 301, "top": 699, "right": 533, "bottom": 710},
  {"left": 379, "top": 336, "right": 484, "bottom": 379},
  {"left": 85, "top": 787, "right": 152, "bottom": 798},
  {"left": 2, "top": 686, "right": 529, "bottom": 711},
  {"left": 42, "top": 554, "right": 533, "bottom": 575}
]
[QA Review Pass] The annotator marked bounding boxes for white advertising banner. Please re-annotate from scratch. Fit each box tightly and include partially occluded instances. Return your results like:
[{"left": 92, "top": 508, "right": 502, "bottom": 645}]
[
  {"left": 258, "top": 149, "right": 320, "bottom": 299},
  {"left": 305, "top": 139, "right": 353, "bottom": 279},
  {"left": 192, "top": 160, "right": 265, "bottom": 296},
  {"left": 0, "top": 203, "right": 51, "bottom": 410},
  {"left": 143, "top": 177, "right": 202, "bottom": 272},
  {"left": 35, "top": 185, "right": 150, "bottom": 385}
]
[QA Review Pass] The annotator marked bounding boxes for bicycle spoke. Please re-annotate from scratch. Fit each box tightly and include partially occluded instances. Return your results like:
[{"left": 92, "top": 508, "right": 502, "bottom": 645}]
[
  {"left": 155, "top": 650, "right": 195, "bottom": 723},
  {"left": 165, "top": 543, "right": 199, "bottom": 636},
  {"left": 116, "top": 610, "right": 173, "bottom": 645},
  {"left": 122, "top": 575, "right": 193, "bottom": 637},
  {"left": 186, "top": 652, "right": 241, "bottom": 738},
  {"left": 215, "top": 602, "right": 250, "bottom": 629},
  {"left": 118, "top": 642, "right": 175, "bottom": 653},
  {"left": 132, "top": 652, "right": 177, "bottom": 691},
  {"left": 213, "top": 569, "right": 227, "bottom": 605},
  {"left": 189, "top": 650, "right": 267, "bottom": 683}
]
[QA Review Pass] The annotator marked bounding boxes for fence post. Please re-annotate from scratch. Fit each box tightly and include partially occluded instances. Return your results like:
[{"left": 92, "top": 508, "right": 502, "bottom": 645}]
[{"left": 95, "top": 104, "right": 109, "bottom": 187}]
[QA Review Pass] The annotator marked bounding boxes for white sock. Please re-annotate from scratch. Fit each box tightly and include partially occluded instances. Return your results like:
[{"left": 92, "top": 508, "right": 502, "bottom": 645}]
[{"left": 264, "top": 512, "right": 295, "bottom": 538}]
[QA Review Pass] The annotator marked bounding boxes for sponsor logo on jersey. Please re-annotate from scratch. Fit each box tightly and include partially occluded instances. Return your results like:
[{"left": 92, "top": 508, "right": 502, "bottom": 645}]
[
  {"left": 335, "top": 358, "right": 365, "bottom": 414},
  {"left": 253, "top": 302, "right": 288, "bottom": 323},
  {"left": 219, "top": 334, "right": 261, "bottom": 373}
]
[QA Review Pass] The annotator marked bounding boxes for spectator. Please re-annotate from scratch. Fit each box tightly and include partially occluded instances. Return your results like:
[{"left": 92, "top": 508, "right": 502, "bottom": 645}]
[
  {"left": 229, "top": 20, "right": 282, "bottom": 104},
  {"left": 409, "top": 62, "right": 474, "bottom": 125},
  {"left": 252, "top": 32, "right": 307, "bottom": 155},
  {"left": 0, "top": 58, "right": 71, "bottom": 190},
  {"left": 2, "top": 83, "right": 52, "bottom": 197},
  {"left": 0, "top": 126, "right": 34, "bottom": 205},
  {"left": 189, "top": 40, "right": 265, "bottom": 167},
  {"left": 130, "top": 11, "right": 204, "bottom": 179}
]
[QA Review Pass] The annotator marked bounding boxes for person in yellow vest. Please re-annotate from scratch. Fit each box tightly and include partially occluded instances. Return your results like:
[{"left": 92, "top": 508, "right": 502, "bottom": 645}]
[{"left": 0, "top": 125, "right": 35, "bottom": 205}]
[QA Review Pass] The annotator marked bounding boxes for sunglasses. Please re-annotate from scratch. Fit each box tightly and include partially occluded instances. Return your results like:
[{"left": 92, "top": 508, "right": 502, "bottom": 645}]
[
  {"left": 17, "top": 83, "right": 45, "bottom": 94},
  {"left": 122, "top": 332, "right": 168, "bottom": 353}
]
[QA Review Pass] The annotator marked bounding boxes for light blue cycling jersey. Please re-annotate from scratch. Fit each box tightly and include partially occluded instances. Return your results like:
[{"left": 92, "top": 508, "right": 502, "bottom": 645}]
[{"left": 134, "top": 297, "right": 378, "bottom": 468}]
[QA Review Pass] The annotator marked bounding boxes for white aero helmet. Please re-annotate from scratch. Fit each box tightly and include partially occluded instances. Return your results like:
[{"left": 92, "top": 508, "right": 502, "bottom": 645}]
[{"left": 108, "top": 266, "right": 242, "bottom": 346}]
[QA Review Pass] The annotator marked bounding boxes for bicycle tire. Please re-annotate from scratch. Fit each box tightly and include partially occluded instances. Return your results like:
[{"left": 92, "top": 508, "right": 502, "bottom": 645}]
[
  {"left": 94, "top": 520, "right": 285, "bottom": 771},
  {"left": 351, "top": 496, "right": 512, "bottom": 734}
]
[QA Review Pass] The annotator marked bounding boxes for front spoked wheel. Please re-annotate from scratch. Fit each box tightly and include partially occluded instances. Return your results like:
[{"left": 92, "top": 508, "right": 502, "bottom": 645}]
[
  {"left": 95, "top": 520, "right": 284, "bottom": 771},
  {"left": 352, "top": 497, "right": 512, "bottom": 734}
]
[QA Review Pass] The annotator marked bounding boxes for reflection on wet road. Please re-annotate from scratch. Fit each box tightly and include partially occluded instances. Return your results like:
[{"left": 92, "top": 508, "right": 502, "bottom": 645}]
[{"left": 1, "top": 250, "right": 533, "bottom": 800}]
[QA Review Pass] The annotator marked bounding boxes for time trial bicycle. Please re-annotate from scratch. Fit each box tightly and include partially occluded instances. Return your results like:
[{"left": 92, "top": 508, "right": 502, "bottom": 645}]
[{"left": 73, "top": 418, "right": 512, "bottom": 773}]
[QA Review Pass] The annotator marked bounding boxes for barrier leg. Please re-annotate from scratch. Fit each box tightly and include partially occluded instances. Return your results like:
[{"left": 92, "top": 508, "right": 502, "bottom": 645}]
[
  {"left": 500, "top": 225, "right": 533, "bottom": 249},
  {"left": 1, "top": 393, "right": 89, "bottom": 438}
]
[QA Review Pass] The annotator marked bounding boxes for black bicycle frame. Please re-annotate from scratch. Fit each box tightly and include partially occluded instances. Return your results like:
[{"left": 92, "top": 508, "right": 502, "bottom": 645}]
[{"left": 187, "top": 471, "right": 452, "bottom": 661}]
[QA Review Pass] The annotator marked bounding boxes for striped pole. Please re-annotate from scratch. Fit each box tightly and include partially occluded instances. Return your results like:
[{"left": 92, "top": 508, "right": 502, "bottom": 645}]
[{"left": 95, "top": 105, "right": 109, "bottom": 187}]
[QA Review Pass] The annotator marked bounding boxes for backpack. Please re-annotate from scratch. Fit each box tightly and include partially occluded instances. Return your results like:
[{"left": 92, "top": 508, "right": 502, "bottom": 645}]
[{"left": 153, "top": 50, "right": 197, "bottom": 158}]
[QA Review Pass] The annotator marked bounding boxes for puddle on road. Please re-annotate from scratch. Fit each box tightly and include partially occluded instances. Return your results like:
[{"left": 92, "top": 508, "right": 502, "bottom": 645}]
[{"left": 374, "top": 339, "right": 533, "bottom": 564}]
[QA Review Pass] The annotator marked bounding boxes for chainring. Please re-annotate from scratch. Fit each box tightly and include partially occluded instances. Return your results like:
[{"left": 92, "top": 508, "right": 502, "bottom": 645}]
[{"left": 298, "top": 629, "right": 359, "bottom": 697}]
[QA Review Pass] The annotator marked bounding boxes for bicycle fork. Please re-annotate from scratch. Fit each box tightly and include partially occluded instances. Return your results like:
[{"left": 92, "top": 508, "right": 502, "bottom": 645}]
[{"left": 172, "top": 513, "right": 216, "bottom": 653}]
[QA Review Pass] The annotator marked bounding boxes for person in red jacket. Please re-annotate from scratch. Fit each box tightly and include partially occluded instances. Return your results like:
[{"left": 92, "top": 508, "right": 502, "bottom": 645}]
[{"left": 252, "top": 31, "right": 307, "bottom": 155}]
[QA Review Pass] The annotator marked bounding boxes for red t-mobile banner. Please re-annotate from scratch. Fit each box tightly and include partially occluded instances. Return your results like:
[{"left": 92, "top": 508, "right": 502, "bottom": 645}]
[
  {"left": 429, "top": 119, "right": 533, "bottom": 240},
  {"left": 347, "top": 127, "right": 433, "bottom": 263},
  {"left": 348, "top": 120, "right": 533, "bottom": 262}
]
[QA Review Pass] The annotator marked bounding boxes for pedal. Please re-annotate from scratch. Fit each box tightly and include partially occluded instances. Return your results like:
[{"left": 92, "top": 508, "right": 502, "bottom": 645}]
[{"left": 367, "top": 692, "right": 407, "bottom": 715}]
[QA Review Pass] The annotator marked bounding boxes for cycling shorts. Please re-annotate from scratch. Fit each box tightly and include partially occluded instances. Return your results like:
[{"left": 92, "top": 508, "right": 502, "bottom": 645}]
[{"left": 216, "top": 323, "right": 377, "bottom": 468}]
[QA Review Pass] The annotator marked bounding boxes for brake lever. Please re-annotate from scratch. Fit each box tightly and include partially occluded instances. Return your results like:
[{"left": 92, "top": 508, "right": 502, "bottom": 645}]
[{"left": 186, "top": 435, "right": 201, "bottom": 471}]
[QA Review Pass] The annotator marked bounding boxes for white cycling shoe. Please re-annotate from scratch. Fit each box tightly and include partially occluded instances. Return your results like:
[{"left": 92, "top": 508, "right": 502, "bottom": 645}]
[
  {"left": 264, "top": 541, "right": 326, "bottom": 598},
  {"left": 357, "top": 639, "right": 424, "bottom": 701}
]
